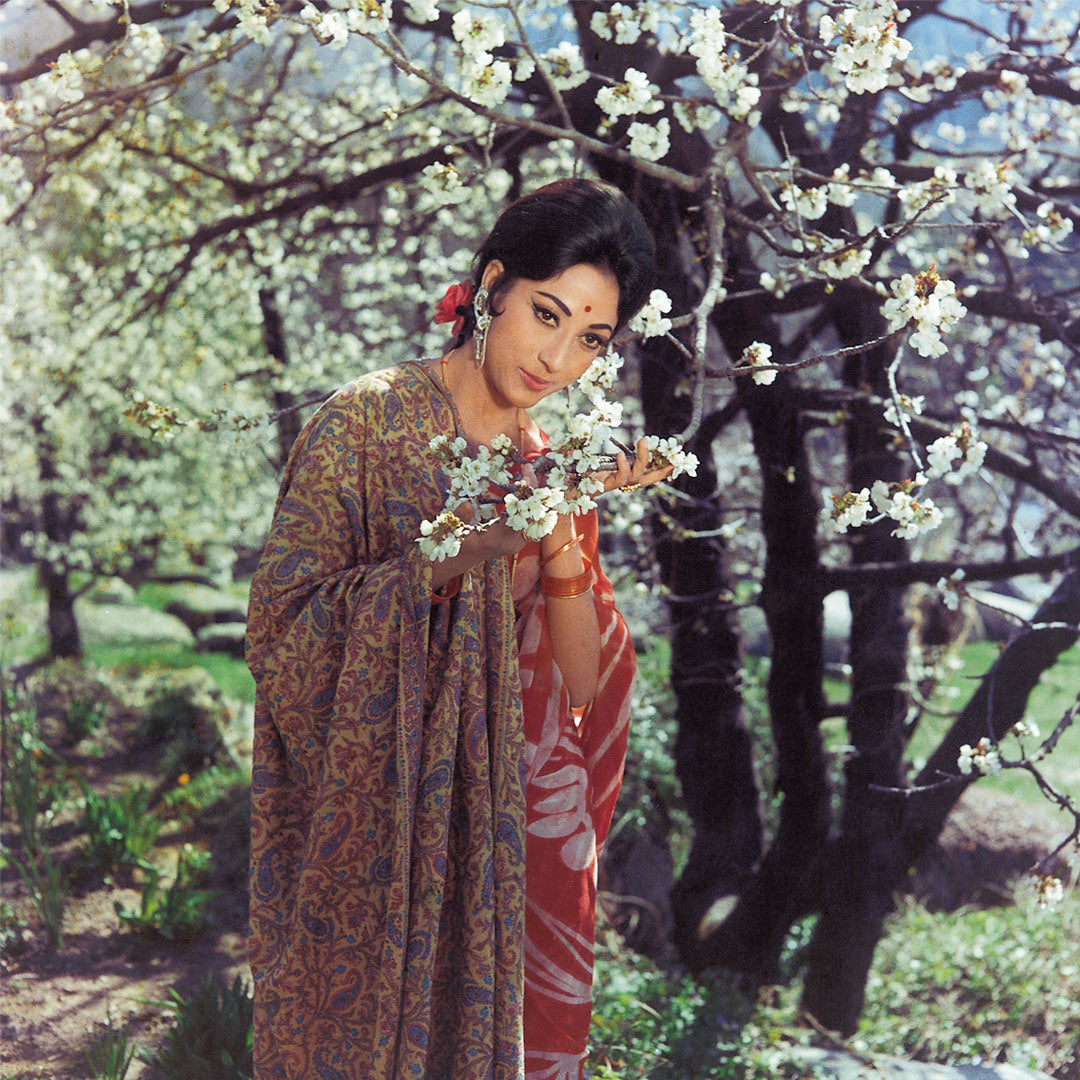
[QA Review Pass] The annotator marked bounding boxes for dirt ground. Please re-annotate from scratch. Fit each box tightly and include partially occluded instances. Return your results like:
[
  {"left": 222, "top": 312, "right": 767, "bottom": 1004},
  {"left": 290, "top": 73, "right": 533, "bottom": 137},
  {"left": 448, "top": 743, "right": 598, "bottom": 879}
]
[{"left": 1, "top": 695, "right": 253, "bottom": 1080}]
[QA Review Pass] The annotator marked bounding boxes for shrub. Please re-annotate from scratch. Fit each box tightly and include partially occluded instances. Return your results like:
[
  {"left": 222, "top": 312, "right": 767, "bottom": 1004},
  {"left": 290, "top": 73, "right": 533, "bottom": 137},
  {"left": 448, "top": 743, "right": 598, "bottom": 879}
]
[
  {"left": 25, "top": 659, "right": 119, "bottom": 746},
  {"left": 80, "top": 783, "right": 160, "bottom": 874},
  {"left": 142, "top": 974, "right": 253, "bottom": 1080},
  {"left": 2, "top": 844, "right": 66, "bottom": 952},
  {"left": 116, "top": 845, "right": 215, "bottom": 940},
  {"left": 84, "top": 1014, "right": 136, "bottom": 1080}
]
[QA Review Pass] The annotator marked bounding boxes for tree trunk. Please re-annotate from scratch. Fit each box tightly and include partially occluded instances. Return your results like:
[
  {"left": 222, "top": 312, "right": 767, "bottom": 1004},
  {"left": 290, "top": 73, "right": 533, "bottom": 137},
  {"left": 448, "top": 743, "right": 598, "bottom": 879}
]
[
  {"left": 692, "top": 362, "right": 831, "bottom": 983},
  {"left": 690, "top": 274, "right": 833, "bottom": 982},
  {"left": 608, "top": 169, "right": 765, "bottom": 970},
  {"left": 801, "top": 297, "right": 910, "bottom": 1033},
  {"left": 259, "top": 286, "right": 302, "bottom": 468},
  {"left": 35, "top": 420, "right": 82, "bottom": 660}
]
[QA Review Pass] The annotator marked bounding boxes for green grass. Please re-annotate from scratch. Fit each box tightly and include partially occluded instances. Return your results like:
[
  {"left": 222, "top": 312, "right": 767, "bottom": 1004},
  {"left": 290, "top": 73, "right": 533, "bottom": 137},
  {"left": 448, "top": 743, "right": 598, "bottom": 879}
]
[
  {"left": 590, "top": 888, "right": 1080, "bottom": 1078},
  {"left": 908, "top": 640, "right": 1080, "bottom": 807},
  {"left": 87, "top": 643, "right": 254, "bottom": 705}
]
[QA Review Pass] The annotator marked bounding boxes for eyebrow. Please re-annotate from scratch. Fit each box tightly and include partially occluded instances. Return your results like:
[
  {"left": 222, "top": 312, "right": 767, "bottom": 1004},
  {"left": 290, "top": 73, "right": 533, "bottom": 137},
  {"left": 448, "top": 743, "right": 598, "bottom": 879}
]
[{"left": 536, "top": 291, "right": 614, "bottom": 333}]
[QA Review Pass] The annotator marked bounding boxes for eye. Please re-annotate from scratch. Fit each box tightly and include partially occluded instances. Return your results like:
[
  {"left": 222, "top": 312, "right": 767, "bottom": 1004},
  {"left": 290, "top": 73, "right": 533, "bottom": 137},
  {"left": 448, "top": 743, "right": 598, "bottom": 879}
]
[
  {"left": 583, "top": 333, "right": 609, "bottom": 351},
  {"left": 533, "top": 303, "right": 557, "bottom": 325}
]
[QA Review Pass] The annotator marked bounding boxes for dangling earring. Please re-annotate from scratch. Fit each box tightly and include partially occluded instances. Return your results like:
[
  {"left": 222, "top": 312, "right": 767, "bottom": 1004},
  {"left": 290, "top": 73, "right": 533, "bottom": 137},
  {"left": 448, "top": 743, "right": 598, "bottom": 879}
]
[
  {"left": 565, "top": 385, "right": 572, "bottom": 406},
  {"left": 473, "top": 286, "right": 492, "bottom": 369}
]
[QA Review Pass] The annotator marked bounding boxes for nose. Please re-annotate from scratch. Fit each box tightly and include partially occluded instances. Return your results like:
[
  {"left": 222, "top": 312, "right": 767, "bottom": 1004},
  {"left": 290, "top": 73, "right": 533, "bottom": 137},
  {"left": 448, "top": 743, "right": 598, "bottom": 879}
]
[{"left": 538, "top": 332, "right": 574, "bottom": 374}]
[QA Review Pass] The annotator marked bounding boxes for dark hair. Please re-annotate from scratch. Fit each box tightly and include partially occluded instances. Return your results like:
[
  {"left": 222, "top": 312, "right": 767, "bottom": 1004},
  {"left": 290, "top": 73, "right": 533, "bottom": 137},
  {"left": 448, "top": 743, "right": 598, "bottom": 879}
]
[{"left": 455, "top": 178, "right": 655, "bottom": 342}]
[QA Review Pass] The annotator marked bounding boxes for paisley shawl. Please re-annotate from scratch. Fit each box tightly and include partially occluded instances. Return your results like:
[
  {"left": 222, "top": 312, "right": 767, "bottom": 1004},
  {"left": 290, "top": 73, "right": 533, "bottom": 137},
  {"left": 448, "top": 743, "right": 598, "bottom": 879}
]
[
  {"left": 247, "top": 361, "right": 636, "bottom": 1079},
  {"left": 246, "top": 365, "right": 526, "bottom": 1079}
]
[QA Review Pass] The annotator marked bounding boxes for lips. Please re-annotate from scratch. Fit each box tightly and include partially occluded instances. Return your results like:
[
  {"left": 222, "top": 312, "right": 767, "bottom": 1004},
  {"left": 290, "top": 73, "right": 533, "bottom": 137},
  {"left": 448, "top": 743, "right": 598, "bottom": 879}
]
[{"left": 518, "top": 368, "right": 550, "bottom": 392}]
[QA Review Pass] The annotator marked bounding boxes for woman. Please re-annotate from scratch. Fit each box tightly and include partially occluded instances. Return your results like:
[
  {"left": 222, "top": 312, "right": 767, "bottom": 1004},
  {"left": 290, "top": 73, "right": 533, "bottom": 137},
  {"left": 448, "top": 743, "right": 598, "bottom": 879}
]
[{"left": 246, "top": 178, "right": 669, "bottom": 1080}]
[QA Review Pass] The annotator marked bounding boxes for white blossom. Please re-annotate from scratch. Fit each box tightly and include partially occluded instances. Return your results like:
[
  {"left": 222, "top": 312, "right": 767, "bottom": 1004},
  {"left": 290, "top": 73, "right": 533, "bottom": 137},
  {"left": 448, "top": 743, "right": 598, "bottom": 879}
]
[
  {"left": 461, "top": 51, "right": 512, "bottom": 108},
  {"left": 644, "top": 435, "right": 699, "bottom": 479},
  {"left": 673, "top": 99, "right": 721, "bottom": 133},
  {"left": 590, "top": 2, "right": 654, "bottom": 45},
  {"left": 595, "top": 68, "right": 661, "bottom": 120},
  {"left": 627, "top": 117, "right": 670, "bottom": 162},
  {"left": 779, "top": 183, "right": 829, "bottom": 220},
  {"left": 541, "top": 42, "right": 590, "bottom": 90},
  {"left": 452, "top": 7, "right": 506, "bottom": 57},
  {"left": 883, "top": 394, "right": 925, "bottom": 426},
  {"left": 820, "top": 0, "right": 914, "bottom": 94},
  {"left": 870, "top": 479, "right": 944, "bottom": 538},
  {"left": 882, "top": 266, "right": 967, "bottom": 358},
  {"left": 403, "top": 0, "right": 439, "bottom": 22},
  {"left": 417, "top": 512, "right": 464, "bottom": 562},
  {"left": 936, "top": 568, "right": 966, "bottom": 610},
  {"left": 1012, "top": 719, "right": 1040, "bottom": 741},
  {"left": 825, "top": 488, "right": 872, "bottom": 533},
  {"left": 504, "top": 484, "right": 566, "bottom": 539},
  {"left": 925, "top": 424, "right": 986, "bottom": 483},
  {"left": 740, "top": 341, "right": 777, "bottom": 385},
  {"left": 957, "top": 737, "right": 1002, "bottom": 776},
  {"left": 1035, "top": 875, "right": 1065, "bottom": 910},
  {"left": 419, "top": 162, "right": 470, "bottom": 206},
  {"left": 628, "top": 289, "right": 672, "bottom": 338}
]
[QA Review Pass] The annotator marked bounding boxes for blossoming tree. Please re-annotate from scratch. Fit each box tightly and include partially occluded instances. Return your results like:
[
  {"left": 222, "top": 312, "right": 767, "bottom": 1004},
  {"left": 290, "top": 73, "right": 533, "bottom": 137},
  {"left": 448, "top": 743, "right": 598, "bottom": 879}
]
[{"left": 3, "top": 0, "right": 1078, "bottom": 1035}]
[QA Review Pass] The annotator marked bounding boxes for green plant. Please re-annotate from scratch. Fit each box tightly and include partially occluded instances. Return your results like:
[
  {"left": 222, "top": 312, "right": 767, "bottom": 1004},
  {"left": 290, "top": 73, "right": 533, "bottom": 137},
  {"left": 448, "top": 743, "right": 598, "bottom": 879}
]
[
  {"left": 65, "top": 694, "right": 107, "bottom": 742},
  {"left": 858, "top": 891, "right": 1080, "bottom": 1075},
  {"left": 116, "top": 845, "right": 215, "bottom": 940},
  {"left": 141, "top": 974, "right": 253, "bottom": 1080},
  {"left": 2, "top": 844, "right": 65, "bottom": 952},
  {"left": 1, "top": 703, "right": 67, "bottom": 858},
  {"left": 80, "top": 783, "right": 160, "bottom": 874},
  {"left": 84, "top": 1015, "right": 136, "bottom": 1080}
]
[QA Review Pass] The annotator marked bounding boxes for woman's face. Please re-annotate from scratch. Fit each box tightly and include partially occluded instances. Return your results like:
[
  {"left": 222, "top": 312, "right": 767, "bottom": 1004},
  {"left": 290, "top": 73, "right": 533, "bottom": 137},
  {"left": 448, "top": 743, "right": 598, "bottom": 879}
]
[{"left": 478, "top": 260, "right": 619, "bottom": 410}]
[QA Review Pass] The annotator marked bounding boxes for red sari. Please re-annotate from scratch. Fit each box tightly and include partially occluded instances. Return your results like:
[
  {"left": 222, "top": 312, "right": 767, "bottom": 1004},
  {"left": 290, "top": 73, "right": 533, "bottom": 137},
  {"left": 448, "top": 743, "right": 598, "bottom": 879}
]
[{"left": 512, "top": 512, "right": 635, "bottom": 1079}]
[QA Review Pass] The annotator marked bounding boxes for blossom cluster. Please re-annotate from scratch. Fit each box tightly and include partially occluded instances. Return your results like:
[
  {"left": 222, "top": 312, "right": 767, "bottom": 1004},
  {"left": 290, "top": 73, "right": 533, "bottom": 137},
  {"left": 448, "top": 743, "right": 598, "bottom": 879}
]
[
  {"left": 882, "top": 265, "right": 968, "bottom": 359},
  {"left": 957, "top": 737, "right": 1002, "bottom": 776},
  {"left": 823, "top": 474, "right": 944, "bottom": 540},
  {"left": 819, "top": 0, "right": 914, "bottom": 94},
  {"left": 628, "top": 289, "right": 672, "bottom": 339},
  {"left": 740, "top": 342, "right": 777, "bottom": 385},
  {"left": 416, "top": 350, "right": 697, "bottom": 561},
  {"left": 925, "top": 424, "right": 987, "bottom": 485},
  {"left": 683, "top": 8, "right": 761, "bottom": 124}
]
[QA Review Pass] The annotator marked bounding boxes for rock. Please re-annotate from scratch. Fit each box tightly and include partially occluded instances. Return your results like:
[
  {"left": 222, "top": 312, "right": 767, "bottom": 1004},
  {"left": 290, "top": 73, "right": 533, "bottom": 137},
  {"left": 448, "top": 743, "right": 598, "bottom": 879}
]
[
  {"left": 909, "top": 786, "right": 1071, "bottom": 912},
  {"left": 788, "top": 1047, "right": 1049, "bottom": 1079},
  {"left": 195, "top": 621, "right": 248, "bottom": 659},
  {"left": 598, "top": 817, "right": 674, "bottom": 959},
  {"left": 87, "top": 577, "right": 137, "bottom": 605},
  {"left": 74, "top": 599, "right": 195, "bottom": 646},
  {"left": 789, "top": 1046, "right": 1054, "bottom": 1079},
  {"left": 163, "top": 583, "right": 247, "bottom": 634}
]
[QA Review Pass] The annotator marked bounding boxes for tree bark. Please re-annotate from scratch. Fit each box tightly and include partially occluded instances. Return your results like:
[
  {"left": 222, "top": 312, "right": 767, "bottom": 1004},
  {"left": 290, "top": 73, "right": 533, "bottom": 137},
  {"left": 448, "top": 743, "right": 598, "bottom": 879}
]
[
  {"left": 801, "top": 293, "right": 910, "bottom": 1034},
  {"left": 689, "top": 277, "right": 832, "bottom": 983},
  {"left": 34, "top": 420, "right": 82, "bottom": 660},
  {"left": 606, "top": 168, "right": 765, "bottom": 971},
  {"left": 259, "top": 286, "right": 302, "bottom": 468}
]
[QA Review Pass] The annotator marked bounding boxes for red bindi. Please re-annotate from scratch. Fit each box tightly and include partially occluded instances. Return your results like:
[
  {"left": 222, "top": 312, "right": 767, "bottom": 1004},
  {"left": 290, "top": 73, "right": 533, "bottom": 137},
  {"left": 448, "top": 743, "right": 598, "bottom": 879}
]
[{"left": 584, "top": 305, "right": 591, "bottom": 312}]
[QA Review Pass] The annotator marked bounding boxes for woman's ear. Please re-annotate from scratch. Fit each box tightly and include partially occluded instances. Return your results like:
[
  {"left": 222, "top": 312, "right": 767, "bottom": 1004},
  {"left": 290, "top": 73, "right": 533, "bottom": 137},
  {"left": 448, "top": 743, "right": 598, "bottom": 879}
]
[{"left": 480, "top": 259, "right": 504, "bottom": 291}]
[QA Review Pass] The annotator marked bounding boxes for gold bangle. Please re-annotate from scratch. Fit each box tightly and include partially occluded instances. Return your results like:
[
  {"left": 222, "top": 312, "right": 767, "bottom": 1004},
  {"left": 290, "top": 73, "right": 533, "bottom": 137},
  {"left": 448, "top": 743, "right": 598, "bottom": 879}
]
[
  {"left": 541, "top": 568, "right": 594, "bottom": 598},
  {"left": 431, "top": 575, "right": 461, "bottom": 604},
  {"left": 541, "top": 533, "right": 582, "bottom": 568}
]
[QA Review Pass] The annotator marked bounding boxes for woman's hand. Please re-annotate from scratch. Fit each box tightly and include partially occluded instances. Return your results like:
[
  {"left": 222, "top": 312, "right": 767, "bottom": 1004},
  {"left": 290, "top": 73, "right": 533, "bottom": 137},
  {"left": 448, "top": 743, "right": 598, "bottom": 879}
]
[
  {"left": 429, "top": 505, "right": 527, "bottom": 590},
  {"left": 592, "top": 436, "right": 674, "bottom": 495}
]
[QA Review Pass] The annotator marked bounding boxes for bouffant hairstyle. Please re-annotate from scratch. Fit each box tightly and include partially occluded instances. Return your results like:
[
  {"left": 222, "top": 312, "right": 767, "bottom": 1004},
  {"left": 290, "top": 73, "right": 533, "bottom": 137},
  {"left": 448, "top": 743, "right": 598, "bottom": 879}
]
[{"left": 454, "top": 178, "right": 655, "bottom": 341}]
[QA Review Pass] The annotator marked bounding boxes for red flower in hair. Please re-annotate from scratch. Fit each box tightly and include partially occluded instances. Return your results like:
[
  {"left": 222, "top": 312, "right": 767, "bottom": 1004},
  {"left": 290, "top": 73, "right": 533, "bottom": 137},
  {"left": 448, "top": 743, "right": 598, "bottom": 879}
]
[{"left": 434, "top": 280, "right": 475, "bottom": 336}]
